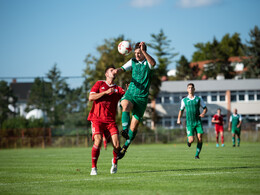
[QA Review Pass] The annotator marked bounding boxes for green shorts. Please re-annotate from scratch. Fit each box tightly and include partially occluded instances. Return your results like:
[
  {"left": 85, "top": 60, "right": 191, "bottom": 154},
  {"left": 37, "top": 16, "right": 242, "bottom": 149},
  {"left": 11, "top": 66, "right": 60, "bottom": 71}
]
[
  {"left": 232, "top": 128, "right": 241, "bottom": 135},
  {"left": 121, "top": 91, "right": 148, "bottom": 121},
  {"left": 186, "top": 122, "right": 204, "bottom": 137}
]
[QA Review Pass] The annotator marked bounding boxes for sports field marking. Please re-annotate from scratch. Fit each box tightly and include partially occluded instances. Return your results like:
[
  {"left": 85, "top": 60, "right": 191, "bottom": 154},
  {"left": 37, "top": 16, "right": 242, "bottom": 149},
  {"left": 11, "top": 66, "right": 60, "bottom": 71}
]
[{"left": 1, "top": 170, "right": 258, "bottom": 186}]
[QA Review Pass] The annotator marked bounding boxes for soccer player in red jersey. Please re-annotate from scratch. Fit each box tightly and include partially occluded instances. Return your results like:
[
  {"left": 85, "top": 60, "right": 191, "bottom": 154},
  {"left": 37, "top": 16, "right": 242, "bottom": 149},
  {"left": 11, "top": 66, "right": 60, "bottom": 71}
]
[
  {"left": 88, "top": 65, "right": 125, "bottom": 175},
  {"left": 212, "top": 108, "right": 224, "bottom": 147}
]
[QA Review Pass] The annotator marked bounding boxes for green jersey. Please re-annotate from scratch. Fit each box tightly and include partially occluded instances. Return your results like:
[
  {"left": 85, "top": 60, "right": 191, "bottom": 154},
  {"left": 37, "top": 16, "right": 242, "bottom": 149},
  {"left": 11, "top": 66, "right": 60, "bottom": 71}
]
[
  {"left": 230, "top": 114, "right": 242, "bottom": 131},
  {"left": 180, "top": 96, "right": 206, "bottom": 126},
  {"left": 121, "top": 58, "right": 153, "bottom": 98}
]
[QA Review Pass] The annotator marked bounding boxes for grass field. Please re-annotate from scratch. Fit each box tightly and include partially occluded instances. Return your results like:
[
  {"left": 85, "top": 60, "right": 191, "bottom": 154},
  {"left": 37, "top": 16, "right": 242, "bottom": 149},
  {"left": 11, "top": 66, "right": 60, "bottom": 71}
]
[{"left": 0, "top": 143, "right": 260, "bottom": 194}]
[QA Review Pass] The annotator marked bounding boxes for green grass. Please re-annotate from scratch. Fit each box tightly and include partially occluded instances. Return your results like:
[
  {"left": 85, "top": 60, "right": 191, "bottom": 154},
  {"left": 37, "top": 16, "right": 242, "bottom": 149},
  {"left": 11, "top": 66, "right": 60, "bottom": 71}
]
[{"left": 0, "top": 143, "right": 260, "bottom": 194}]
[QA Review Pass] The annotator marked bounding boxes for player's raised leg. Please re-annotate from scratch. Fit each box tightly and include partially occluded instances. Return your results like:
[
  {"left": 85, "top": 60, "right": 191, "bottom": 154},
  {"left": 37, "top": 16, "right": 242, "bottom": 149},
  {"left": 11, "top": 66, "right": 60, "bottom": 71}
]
[
  {"left": 117, "top": 117, "right": 139, "bottom": 159},
  {"left": 120, "top": 99, "right": 133, "bottom": 139}
]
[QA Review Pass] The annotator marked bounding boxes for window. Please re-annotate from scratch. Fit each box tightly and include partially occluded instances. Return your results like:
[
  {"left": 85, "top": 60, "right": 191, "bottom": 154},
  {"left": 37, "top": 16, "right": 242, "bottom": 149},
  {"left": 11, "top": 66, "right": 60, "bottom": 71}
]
[
  {"left": 219, "top": 91, "right": 226, "bottom": 102},
  {"left": 164, "top": 96, "right": 170, "bottom": 104},
  {"left": 257, "top": 91, "right": 260, "bottom": 100},
  {"left": 238, "top": 91, "right": 245, "bottom": 101},
  {"left": 231, "top": 91, "right": 237, "bottom": 102},
  {"left": 201, "top": 92, "right": 208, "bottom": 102},
  {"left": 211, "top": 92, "right": 217, "bottom": 102},
  {"left": 248, "top": 91, "right": 255, "bottom": 101},
  {"left": 156, "top": 97, "right": 162, "bottom": 103},
  {"left": 173, "top": 93, "right": 180, "bottom": 103}
]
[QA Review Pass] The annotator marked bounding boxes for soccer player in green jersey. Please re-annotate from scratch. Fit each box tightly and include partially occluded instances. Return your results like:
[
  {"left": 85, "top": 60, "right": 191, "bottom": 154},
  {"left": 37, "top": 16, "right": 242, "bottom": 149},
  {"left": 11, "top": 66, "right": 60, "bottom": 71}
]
[
  {"left": 112, "top": 42, "right": 156, "bottom": 159},
  {"left": 177, "top": 83, "right": 207, "bottom": 159},
  {"left": 228, "top": 108, "right": 242, "bottom": 147}
]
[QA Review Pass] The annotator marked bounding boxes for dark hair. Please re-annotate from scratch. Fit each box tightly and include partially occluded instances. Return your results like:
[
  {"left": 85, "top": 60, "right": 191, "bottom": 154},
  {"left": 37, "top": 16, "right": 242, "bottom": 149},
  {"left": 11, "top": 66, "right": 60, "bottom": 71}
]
[
  {"left": 187, "top": 83, "right": 194, "bottom": 88},
  {"left": 217, "top": 108, "right": 221, "bottom": 111},
  {"left": 134, "top": 42, "right": 147, "bottom": 51},
  {"left": 105, "top": 65, "right": 115, "bottom": 73}
]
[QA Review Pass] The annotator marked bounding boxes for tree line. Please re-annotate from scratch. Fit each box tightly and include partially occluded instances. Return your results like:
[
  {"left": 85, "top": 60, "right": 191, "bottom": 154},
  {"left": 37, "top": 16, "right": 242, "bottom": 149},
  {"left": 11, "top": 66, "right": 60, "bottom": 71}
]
[{"left": 0, "top": 26, "right": 259, "bottom": 130}]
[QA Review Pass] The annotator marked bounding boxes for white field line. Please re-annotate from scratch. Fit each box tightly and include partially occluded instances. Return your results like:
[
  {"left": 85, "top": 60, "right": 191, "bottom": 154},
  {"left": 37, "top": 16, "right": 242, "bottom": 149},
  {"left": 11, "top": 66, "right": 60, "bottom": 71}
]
[{"left": 1, "top": 170, "right": 258, "bottom": 186}]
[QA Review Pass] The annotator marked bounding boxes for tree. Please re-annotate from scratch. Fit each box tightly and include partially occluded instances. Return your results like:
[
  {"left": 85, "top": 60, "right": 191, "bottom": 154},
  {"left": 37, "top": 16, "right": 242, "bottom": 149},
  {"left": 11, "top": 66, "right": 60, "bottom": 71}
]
[
  {"left": 192, "top": 33, "right": 244, "bottom": 79},
  {"left": 243, "top": 25, "right": 260, "bottom": 78},
  {"left": 0, "top": 81, "right": 16, "bottom": 128},
  {"left": 46, "top": 64, "right": 69, "bottom": 126},
  {"left": 148, "top": 29, "right": 178, "bottom": 99},
  {"left": 175, "top": 55, "right": 192, "bottom": 80},
  {"left": 148, "top": 29, "right": 178, "bottom": 129},
  {"left": 27, "top": 77, "right": 52, "bottom": 113}
]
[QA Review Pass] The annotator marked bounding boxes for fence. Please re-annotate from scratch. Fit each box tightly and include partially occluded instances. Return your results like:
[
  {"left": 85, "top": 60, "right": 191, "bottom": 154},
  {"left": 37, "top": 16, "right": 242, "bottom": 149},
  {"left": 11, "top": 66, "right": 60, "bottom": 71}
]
[{"left": 0, "top": 127, "right": 259, "bottom": 149}]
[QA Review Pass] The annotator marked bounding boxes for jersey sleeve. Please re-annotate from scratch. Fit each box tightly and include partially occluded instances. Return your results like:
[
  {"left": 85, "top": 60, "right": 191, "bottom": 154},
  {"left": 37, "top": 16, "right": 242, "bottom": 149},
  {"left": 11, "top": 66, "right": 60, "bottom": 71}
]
[
  {"left": 180, "top": 99, "right": 185, "bottom": 111},
  {"left": 239, "top": 115, "right": 242, "bottom": 121},
  {"left": 121, "top": 59, "right": 132, "bottom": 71},
  {"left": 199, "top": 96, "right": 206, "bottom": 108},
  {"left": 90, "top": 81, "right": 102, "bottom": 94},
  {"left": 229, "top": 115, "right": 233, "bottom": 122}
]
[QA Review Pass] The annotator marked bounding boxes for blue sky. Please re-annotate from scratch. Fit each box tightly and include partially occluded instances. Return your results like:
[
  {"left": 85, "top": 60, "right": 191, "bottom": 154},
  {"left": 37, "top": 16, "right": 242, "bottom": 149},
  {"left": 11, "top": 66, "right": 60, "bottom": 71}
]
[{"left": 0, "top": 0, "right": 260, "bottom": 88}]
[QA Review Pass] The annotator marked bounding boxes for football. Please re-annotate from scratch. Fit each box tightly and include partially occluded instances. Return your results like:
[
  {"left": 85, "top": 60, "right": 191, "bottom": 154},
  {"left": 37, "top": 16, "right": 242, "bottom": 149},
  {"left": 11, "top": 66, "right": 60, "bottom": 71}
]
[{"left": 118, "top": 41, "right": 132, "bottom": 55}]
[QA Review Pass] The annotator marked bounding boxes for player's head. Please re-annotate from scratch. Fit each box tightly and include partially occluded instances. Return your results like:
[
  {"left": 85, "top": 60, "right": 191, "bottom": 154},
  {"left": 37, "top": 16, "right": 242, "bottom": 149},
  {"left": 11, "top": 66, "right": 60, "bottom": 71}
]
[
  {"left": 134, "top": 42, "right": 146, "bottom": 61},
  {"left": 233, "top": 108, "right": 238, "bottom": 114},
  {"left": 187, "top": 83, "right": 195, "bottom": 94},
  {"left": 217, "top": 108, "right": 221, "bottom": 115},
  {"left": 105, "top": 65, "right": 116, "bottom": 80}
]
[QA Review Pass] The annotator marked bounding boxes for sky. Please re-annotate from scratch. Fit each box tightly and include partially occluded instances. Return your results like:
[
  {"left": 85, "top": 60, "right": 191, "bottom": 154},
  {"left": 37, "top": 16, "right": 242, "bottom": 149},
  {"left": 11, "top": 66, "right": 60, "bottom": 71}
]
[{"left": 0, "top": 0, "right": 260, "bottom": 88}]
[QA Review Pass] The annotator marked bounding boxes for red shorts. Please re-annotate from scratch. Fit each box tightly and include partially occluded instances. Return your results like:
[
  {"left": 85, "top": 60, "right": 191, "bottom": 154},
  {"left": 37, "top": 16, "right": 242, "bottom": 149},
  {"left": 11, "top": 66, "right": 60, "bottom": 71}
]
[
  {"left": 91, "top": 121, "right": 119, "bottom": 142},
  {"left": 215, "top": 126, "right": 224, "bottom": 134}
]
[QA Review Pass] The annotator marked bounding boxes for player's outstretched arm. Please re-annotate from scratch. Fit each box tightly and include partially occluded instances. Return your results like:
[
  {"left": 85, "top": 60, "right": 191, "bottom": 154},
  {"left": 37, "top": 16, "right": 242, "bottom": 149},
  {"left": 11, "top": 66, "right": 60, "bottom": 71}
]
[{"left": 112, "top": 68, "right": 124, "bottom": 75}]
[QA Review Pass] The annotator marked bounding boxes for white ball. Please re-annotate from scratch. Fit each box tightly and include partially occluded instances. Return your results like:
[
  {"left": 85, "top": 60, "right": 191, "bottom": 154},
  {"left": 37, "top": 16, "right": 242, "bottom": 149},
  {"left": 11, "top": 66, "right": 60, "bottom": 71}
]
[{"left": 118, "top": 41, "right": 132, "bottom": 55}]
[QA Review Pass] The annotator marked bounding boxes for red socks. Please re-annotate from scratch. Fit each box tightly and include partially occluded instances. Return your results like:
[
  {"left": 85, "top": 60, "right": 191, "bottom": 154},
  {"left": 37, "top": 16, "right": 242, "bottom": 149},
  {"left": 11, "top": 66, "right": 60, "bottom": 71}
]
[
  {"left": 113, "top": 149, "right": 118, "bottom": 164},
  {"left": 91, "top": 144, "right": 100, "bottom": 168}
]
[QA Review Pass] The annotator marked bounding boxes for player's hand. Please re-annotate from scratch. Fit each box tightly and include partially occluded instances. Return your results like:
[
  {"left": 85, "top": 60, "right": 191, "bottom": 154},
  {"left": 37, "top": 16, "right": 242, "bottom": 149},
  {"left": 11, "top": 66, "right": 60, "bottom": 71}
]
[
  {"left": 177, "top": 119, "right": 181, "bottom": 125},
  {"left": 140, "top": 42, "right": 146, "bottom": 52},
  {"left": 199, "top": 113, "right": 205, "bottom": 118},
  {"left": 228, "top": 127, "right": 231, "bottom": 131},
  {"left": 105, "top": 88, "right": 115, "bottom": 94}
]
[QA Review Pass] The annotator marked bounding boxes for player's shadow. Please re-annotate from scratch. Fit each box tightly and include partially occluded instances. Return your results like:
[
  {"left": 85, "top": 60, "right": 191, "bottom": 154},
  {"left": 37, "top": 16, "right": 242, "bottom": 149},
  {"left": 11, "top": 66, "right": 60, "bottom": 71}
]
[{"left": 126, "top": 165, "right": 260, "bottom": 174}]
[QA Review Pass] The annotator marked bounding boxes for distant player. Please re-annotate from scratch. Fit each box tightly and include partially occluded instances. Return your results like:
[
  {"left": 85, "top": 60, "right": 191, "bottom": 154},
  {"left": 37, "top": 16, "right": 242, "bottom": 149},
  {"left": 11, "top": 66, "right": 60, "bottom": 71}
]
[
  {"left": 177, "top": 83, "right": 207, "bottom": 159},
  {"left": 112, "top": 42, "right": 156, "bottom": 159},
  {"left": 212, "top": 108, "right": 224, "bottom": 147},
  {"left": 228, "top": 108, "right": 242, "bottom": 147},
  {"left": 88, "top": 65, "right": 125, "bottom": 175}
]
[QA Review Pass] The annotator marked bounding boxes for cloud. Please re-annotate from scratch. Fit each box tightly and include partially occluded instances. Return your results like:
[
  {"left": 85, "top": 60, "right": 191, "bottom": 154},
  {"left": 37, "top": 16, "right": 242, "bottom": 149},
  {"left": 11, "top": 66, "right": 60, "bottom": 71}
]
[
  {"left": 130, "top": 0, "right": 163, "bottom": 8},
  {"left": 176, "top": 0, "right": 221, "bottom": 8}
]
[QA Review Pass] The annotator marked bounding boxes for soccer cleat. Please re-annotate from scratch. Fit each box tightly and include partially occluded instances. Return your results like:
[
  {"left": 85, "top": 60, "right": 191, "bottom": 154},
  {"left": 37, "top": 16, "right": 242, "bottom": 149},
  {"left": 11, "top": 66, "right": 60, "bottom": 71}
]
[
  {"left": 90, "top": 167, "right": 97, "bottom": 175},
  {"left": 222, "top": 144, "right": 225, "bottom": 147},
  {"left": 195, "top": 156, "right": 200, "bottom": 159},
  {"left": 187, "top": 141, "right": 191, "bottom": 147},
  {"left": 233, "top": 144, "right": 236, "bottom": 147},
  {"left": 110, "top": 158, "right": 117, "bottom": 174},
  {"left": 117, "top": 145, "right": 128, "bottom": 160},
  {"left": 237, "top": 144, "right": 240, "bottom": 147},
  {"left": 121, "top": 130, "right": 129, "bottom": 139},
  {"left": 216, "top": 143, "right": 219, "bottom": 147}
]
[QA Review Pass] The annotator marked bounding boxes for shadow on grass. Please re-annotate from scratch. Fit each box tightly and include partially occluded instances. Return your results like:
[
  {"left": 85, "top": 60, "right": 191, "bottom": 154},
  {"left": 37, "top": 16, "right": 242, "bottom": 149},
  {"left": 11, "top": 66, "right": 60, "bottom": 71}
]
[{"left": 126, "top": 165, "right": 260, "bottom": 174}]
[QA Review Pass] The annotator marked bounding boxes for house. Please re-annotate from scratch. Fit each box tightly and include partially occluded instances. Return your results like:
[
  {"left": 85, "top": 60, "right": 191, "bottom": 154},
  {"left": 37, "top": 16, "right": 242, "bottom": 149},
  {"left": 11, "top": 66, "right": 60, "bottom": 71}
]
[
  {"left": 10, "top": 80, "right": 33, "bottom": 117},
  {"left": 153, "top": 79, "right": 260, "bottom": 129}
]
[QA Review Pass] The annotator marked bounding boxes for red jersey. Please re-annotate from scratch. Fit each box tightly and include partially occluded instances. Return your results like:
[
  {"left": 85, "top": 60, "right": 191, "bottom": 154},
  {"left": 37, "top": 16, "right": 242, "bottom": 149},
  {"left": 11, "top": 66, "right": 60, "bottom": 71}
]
[
  {"left": 212, "top": 114, "right": 224, "bottom": 128},
  {"left": 87, "top": 80, "right": 125, "bottom": 123}
]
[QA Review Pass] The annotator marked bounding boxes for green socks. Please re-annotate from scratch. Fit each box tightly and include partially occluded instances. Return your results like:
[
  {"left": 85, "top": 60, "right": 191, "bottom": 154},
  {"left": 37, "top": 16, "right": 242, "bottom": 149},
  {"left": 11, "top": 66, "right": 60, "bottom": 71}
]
[
  {"left": 122, "top": 111, "right": 130, "bottom": 131},
  {"left": 124, "top": 129, "right": 137, "bottom": 147},
  {"left": 232, "top": 136, "right": 235, "bottom": 145},
  {"left": 195, "top": 142, "right": 203, "bottom": 157}
]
